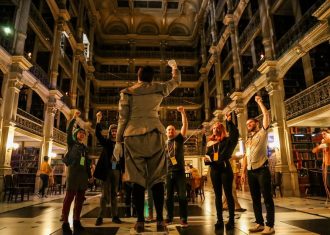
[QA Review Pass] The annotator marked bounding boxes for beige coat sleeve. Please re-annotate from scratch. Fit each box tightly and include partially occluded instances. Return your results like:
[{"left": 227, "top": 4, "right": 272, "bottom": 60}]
[
  {"left": 161, "top": 69, "right": 181, "bottom": 97},
  {"left": 116, "top": 92, "right": 130, "bottom": 142}
]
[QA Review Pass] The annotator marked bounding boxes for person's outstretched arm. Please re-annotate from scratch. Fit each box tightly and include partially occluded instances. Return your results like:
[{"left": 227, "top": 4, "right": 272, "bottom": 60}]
[
  {"left": 256, "top": 95, "right": 270, "bottom": 129},
  {"left": 178, "top": 106, "right": 188, "bottom": 137},
  {"left": 95, "top": 111, "right": 107, "bottom": 146},
  {"left": 162, "top": 60, "right": 181, "bottom": 97}
]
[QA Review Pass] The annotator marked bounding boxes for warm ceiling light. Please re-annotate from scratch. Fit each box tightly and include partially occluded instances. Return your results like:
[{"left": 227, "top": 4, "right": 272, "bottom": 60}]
[{"left": 2, "top": 26, "right": 13, "bottom": 35}]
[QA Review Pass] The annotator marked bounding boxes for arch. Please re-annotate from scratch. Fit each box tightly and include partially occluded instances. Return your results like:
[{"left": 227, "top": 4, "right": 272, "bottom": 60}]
[
  {"left": 168, "top": 23, "right": 190, "bottom": 36},
  {"left": 136, "top": 22, "right": 159, "bottom": 35},
  {"left": 105, "top": 21, "right": 128, "bottom": 35}
]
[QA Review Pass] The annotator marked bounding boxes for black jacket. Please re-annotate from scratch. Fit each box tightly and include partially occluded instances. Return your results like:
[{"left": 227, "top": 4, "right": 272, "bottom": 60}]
[
  {"left": 205, "top": 120, "right": 239, "bottom": 166},
  {"left": 93, "top": 123, "right": 123, "bottom": 181}
]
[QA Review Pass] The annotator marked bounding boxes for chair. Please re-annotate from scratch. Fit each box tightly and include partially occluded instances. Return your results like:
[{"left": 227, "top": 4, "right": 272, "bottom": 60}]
[
  {"left": 272, "top": 172, "right": 282, "bottom": 197},
  {"left": 12, "top": 174, "right": 32, "bottom": 201},
  {"left": 4, "top": 175, "right": 27, "bottom": 202},
  {"left": 195, "top": 176, "right": 206, "bottom": 201}
]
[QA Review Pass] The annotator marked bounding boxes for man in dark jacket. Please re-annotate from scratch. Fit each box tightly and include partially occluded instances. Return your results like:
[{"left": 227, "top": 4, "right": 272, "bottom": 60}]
[
  {"left": 61, "top": 111, "right": 92, "bottom": 234},
  {"left": 94, "top": 111, "right": 122, "bottom": 225}
]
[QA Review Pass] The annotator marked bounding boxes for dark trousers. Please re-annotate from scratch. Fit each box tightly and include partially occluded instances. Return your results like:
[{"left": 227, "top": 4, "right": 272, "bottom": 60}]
[
  {"left": 247, "top": 166, "right": 275, "bottom": 227},
  {"left": 166, "top": 171, "right": 188, "bottom": 221},
  {"left": 210, "top": 161, "right": 235, "bottom": 223},
  {"left": 39, "top": 174, "right": 49, "bottom": 196},
  {"left": 133, "top": 182, "right": 165, "bottom": 222},
  {"left": 62, "top": 190, "right": 86, "bottom": 222}
]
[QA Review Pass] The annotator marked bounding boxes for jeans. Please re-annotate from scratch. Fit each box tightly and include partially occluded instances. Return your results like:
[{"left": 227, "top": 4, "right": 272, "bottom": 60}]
[
  {"left": 210, "top": 161, "right": 235, "bottom": 223},
  {"left": 39, "top": 174, "right": 49, "bottom": 196},
  {"left": 248, "top": 166, "right": 275, "bottom": 227},
  {"left": 166, "top": 171, "right": 188, "bottom": 221},
  {"left": 62, "top": 190, "right": 86, "bottom": 222},
  {"left": 98, "top": 169, "right": 120, "bottom": 218}
]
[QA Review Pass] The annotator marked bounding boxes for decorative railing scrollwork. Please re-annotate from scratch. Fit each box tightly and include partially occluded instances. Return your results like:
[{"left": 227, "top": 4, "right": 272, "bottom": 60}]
[
  {"left": 239, "top": 10, "right": 260, "bottom": 52},
  {"left": 16, "top": 108, "right": 43, "bottom": 136},
  {"left": 29, "top": 3, "right": 53, "bottom": 43},
  {"left": 285, "top": 76, "right": 330, "bottom": 120},
  {"left": 53, "top": 127, "right": 67, "bottom": 145},
  {"left": 29, "top": 62, "right": 50, "bottom": 88},
  {"left": 275, "top": 0, "right": 324, "bottom": 59}
]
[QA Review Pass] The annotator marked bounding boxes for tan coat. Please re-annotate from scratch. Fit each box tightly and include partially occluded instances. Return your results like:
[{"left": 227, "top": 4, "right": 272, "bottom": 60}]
[{"left": 116, "top": 70, "right": 181, "bottom": 142}]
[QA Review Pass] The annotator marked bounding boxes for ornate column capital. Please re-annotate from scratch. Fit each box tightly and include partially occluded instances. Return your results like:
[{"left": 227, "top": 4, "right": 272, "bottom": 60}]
[{"left": 265, "top": 81, "right": 280, "bottom": 94}]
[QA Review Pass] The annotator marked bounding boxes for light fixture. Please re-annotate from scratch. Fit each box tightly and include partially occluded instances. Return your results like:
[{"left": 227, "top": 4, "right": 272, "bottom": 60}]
[
  {"left": 7, "top": 142, "right": 19, "bottom": 151},
  {"left": 2, "top": 26, "right": 13, "bottom": 35},
  {"left": 49, "top": 152, "right": 57, "bottom": 158}
]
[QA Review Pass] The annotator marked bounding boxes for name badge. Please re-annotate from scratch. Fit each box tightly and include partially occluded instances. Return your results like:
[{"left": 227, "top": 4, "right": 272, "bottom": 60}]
[
  {"left": 170, "top": 156, "right": 177, "bottom": 165},
  {"left": 112, "top": 162, "right": 117, "bottom": 170},
  {"left": 214, "top": 153, "right": 219, "bottom": 161},
  {"left": 80, "top": 156, "right": 85, "bottom": 166}
]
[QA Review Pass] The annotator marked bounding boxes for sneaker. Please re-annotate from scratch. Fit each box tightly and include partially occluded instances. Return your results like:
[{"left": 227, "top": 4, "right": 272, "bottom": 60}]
[
  {"left": 157, "top": 221, "right": 168, "bottom": 232},
  {"left": 112, "top": 216, "right": 122, "bottom": 224},
  {"left": 165, "top": 218, "right": 173, "bottom": 225},
  {"left": 73, "top": 220, "right": 85, "bottom": 232},
  {"left": 62, "top": 222, "right": 72, "bottom": 234},
  {"left": 261, "top": 226, "right": 275, "bottom": 234},
  {"left": 249, "top": 224, "right": 265, "bottom": 232},
  {"left": 235, "top": 208, "right": 247, "bottom": 212},
  {"left": 95, "top": 217, "right": 103, "bottom": 226},
  {"left": 180, "top": 219, "right": 189, "bottom": 227},
  {"left": 134, "top": 221, "right": 145, "bottom": 233}
]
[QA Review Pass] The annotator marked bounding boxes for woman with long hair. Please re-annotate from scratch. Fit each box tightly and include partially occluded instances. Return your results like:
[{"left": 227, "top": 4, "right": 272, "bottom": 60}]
[{"left": 205, "top": 113, "right": 239, "bottom": 231}]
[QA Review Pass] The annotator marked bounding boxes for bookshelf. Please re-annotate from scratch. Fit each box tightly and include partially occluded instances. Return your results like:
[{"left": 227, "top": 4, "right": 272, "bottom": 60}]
[
  {"left": 10, "top": 147, "right": 40, "bottom": 191},
  {"left": 291, "top": 127, "right": 323, "bottom": 196},
  {"left": 51, "top": 157, "right": 66, "bottom": 186}
]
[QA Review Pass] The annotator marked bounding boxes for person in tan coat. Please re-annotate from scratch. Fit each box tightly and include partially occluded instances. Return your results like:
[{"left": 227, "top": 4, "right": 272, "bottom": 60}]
[{"left": 114, "top": 60, "right": 181, "bottom": 233}]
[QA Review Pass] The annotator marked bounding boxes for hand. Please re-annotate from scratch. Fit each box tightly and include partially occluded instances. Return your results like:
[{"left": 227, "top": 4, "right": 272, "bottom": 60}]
[
  {"left": 204, "top": 155, "right": 211, "bottom": 162},
  {"left": 255, "top": 95, "right": 263, "bottom": 104},
  {"left": 225, "top": 112, "right": 232, "bottom": 121},
  {"left": 177, "top": 106, "right": 184, "bottom": 113},
  {"left": 74, "top": 110, "right": 81, "bottom": 118},
  {"left": 168, "top": 59, "right": 177, "bottom": 69},
  {"left": 113, "top": 143, "right": 123, "bottom": 161},
  {"left": 96, "top": 111, "right": 102, "bottom": 122}
]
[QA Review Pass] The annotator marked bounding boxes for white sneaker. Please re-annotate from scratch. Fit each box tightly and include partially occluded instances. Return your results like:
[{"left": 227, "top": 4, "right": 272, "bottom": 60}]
[
  {"left": 261, "top": 226, "right": 275, "bottom": 234},
  {"left": 248, "top": 224, "right": 265, "bottom": 232}
]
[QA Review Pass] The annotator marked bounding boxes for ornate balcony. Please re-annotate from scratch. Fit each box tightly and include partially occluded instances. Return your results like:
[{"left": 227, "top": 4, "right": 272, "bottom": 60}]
[
  {"left": 53, "top": 127, "right": 67, "bottom": 145},
  {"left": 29, "top": 3, "right": 53, "bottom": 43},
  {"left": 162, "top": 97, "right": 202, "bottom": 106},
  {"left": 222, "top": 51, "right": 233, "bottom": 74},
  {"left": 29, "top": 62, "right": 50, "bottom": 88},
  {"left": 239, "top": 10, "right": 260, "bottom": 53},
  {"left": 93, "top": 95, "right": 120, "bottom": 104},
  {"left": 16, "top": 108, "right": 43, "bottom": 136},
  {"left": 275, "top": 0, "right": 323, "bottom": 59},
  {"left": 241, "top": 57, "right": 264, "bottom": 90},
  {"left": 285, "top": 76, "right": 330, "bottom": 120},
  {"left": 95, "top": 72, "right": 136, "bottom": 81}
]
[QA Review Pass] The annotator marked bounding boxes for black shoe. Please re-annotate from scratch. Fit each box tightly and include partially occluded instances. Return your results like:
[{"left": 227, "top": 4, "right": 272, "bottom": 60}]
[
  {"left": 157, "top": 221, "right": 168, "bottom": 232},
  {"left": 235, "top": 208, "right": 247, "bottom": 212},
  {"left": 165, "top": 218, "right": 173, "bottom": 225},
  {"left": 112, "top": 216, "right": 122, "bottom": 224},
  {"left": 134, "top": 221, "right": 145, "bottom": 233},
  {"left": 215, "top": 221, "right": 224, "bottom": 230},
  {"left": 73, "top": 220, "right": 85, "bottom": 231},
  {"left": 225, "top": 221, "right": 235, "bottom": 230},
  {"left": 95, "top": 217, "right": 103, "bottom": 226},
  {"left": 62, "top": 222, "right": 72, "bottom": 234}
]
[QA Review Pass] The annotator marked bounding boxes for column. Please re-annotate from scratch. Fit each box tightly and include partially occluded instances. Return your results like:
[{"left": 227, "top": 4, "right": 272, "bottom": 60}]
[
  {"left": 76, "top": 0, "right": 84, "bottom": 43},
  {"left": 41, "top": 102, "right": 57, "bottom": 158},
  {"left": 264, "top": 68, "right": 300, "bottom": 196},
  {"left": 26, "top": 88, "right": 33, "bottom": 113},
  {"left": 84, "top": 73, "right": 92, "bottom": 120},
  {"left": 258, "top": 0, "right": 275, "bottom": 59},
  {"left": 13, "top": 0, "right": 31, "bottom": 55},
  {"left": 70, "top": 50, "right": 82, "bottom": 108},
  {"left": 50, "top": 18, "right": 65, "bottom": 89},
  {"left": 0, "top": 58, "right": 31, "bottom": 198},
  {"left": 291, "top": 0, "right": 314, "bottom": 86},
  {"left": 213, "top": 49, "right": 224, "bottom": 108},
  {"left": 201, "top": 71, "right": 210, "bottom": 121},
  {"left": 209, "top": 0, "right": 218, "bottom": 45},
  {"left": 248, "top": 4, "right": 257, "bottom": 66},
  {"left": 228, "top": 20, "right": 242, "bottom": 90},
  {"left": 200, "top": 27, "right": 207, "bottom": 66}
]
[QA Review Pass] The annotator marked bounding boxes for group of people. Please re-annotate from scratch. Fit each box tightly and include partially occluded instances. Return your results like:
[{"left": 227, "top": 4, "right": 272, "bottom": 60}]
[{"left": 57, "top": 59, "right": 277, "bottom": 235}]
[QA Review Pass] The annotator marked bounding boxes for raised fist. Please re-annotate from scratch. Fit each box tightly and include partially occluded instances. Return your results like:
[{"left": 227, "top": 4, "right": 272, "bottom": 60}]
[{"left": 168, "top": 60, "right": 177, "bottom": 69}]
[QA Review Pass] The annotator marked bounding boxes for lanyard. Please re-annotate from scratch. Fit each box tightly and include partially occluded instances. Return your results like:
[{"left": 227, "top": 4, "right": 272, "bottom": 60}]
[
  {"left": 167, "top": 140, "right": 176, "bottom": 157},
  {"left": 212, "top": 142, "right": 219, "bottom": 154}
]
